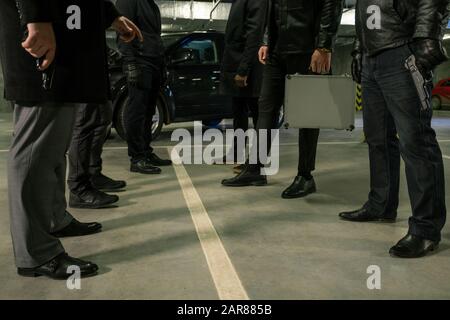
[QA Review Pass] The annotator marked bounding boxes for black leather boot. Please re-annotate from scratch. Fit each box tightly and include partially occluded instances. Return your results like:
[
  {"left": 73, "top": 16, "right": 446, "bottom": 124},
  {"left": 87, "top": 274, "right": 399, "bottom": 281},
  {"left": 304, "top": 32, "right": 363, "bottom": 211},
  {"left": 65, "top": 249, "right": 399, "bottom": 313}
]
[
  {"left": 91, "top": 173, "right": 126, "bottom": 191},
  {"left": 282, "top": 176, "right": 317, "bottom": 199},
  {"left": 130, "top": 159, "right": 162, "bottom": 174},
  {"left": 222, "top": 164, "right": 267, "bottom": 187},
  {"left": 51, "top": 218, "right": 102, "bottom": 238},
  {"left": 147, "top": 153, "right": 172, "bottom": 166},
  {"left": 389, "top": 234, "right": 439, "bottom": 258},
  {"left": 18, "top": 253, "right": 99, "bottom": 279},
  {"left": 69, "top": 189, "right": 119, "bottom": 209}
]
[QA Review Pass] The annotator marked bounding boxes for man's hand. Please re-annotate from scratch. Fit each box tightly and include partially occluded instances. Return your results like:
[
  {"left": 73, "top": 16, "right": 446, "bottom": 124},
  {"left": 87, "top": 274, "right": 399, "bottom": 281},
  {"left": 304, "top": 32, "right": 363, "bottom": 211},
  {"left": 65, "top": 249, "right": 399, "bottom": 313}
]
[
  {"left": 310, "top": 49, "right": 332, "bottom": 74},
  {"left": 112, "top": 16, "right": 143, "bottom": 43},
  {"left": 234, "top": 74, "right": 248, "bottom": 88},
  {"left": 258, "top": 46, "right": 269, "bottom": 65},
  {"left": 22, "top": 23, "right": 56, "bottom": 71},
  {"left": 409, "top": 38, "right": 448, "bottom": 76}
]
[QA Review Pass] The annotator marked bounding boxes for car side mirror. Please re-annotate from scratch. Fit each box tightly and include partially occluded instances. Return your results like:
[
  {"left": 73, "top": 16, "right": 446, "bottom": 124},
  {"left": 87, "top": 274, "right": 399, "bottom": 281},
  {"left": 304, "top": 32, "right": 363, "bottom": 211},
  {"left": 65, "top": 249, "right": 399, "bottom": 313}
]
[{"left": 171, "top": 48, "right": 196, "bottom": 65}]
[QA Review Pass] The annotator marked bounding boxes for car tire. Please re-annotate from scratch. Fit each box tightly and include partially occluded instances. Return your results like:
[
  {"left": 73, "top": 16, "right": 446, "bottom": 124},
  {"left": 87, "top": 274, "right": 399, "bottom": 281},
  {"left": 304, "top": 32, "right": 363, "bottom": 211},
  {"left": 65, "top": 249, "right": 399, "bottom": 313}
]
[
  {"left": 431, "top": 96, "right": 442, "bottom": 110},
  {"left": 114, "top": 95, "right": 165, "bottom": 142}
]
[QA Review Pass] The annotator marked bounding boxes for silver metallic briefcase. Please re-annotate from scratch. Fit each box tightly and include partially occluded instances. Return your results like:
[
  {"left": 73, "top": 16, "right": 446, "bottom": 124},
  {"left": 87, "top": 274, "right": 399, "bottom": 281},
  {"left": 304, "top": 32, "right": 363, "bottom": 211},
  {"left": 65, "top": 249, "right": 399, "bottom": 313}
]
[{"left": 284, "top": 74, "right": 356, "bottom": 130}]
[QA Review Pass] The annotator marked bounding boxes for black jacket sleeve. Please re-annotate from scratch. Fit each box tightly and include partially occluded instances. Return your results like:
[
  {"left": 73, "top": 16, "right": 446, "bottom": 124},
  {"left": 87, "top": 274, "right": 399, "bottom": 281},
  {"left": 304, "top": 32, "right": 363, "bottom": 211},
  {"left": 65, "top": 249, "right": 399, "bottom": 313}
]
[
  {"left": 413, "top": 0, "right": 450, "bottom": 40},
  {"left": 15, "top": 0, "right": 57, "bottom": 24},
  {"left": 317, "top": 0, "right": 344, "bottom": 50},
  {"left": 261, "top": 0, "right": 271, "bottom": 46},
  {"left": 115, "top": 0, "right": 138, "bottom": 64},
  {"left": 237, "top": 0, "right": 267, "bottom": 76},
  {"left": 104, "top": 0, "right": 121, "bottom": 29},
  {"left": 352, "top": 37, "right": 362, "bottom": 56}
]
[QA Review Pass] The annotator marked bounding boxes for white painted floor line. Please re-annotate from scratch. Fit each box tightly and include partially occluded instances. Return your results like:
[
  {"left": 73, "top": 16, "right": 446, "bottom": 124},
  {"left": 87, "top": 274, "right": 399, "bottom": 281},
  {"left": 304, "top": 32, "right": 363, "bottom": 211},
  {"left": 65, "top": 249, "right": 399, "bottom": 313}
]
[
  {"left": 443, "top": 155, "right": 450, "bottom": 160},
  {"left": 170, "top": 147, "right": 249, "bottom": 300}
]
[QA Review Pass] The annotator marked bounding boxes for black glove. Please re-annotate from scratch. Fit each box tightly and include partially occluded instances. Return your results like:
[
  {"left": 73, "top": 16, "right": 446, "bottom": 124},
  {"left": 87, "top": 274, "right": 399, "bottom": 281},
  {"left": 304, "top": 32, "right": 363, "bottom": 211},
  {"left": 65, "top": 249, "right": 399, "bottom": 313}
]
[
  {"left": 124, "top": 63, "right": 142, "bottom": 87},
  {"left": 409, "top": 38, "right": 448, "bottom": 75},
  {"left": 351, "top": 50, "right": 362, "bottom": 84}
]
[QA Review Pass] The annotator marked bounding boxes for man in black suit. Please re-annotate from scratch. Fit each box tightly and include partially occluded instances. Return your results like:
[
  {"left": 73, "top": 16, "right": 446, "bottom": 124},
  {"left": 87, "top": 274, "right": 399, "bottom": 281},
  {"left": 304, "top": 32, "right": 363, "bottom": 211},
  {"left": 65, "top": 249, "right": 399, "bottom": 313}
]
[
  {"left": 0, "top": 0, "right": 142, "bottom": 279},
  {"left": 219, "top": 0, "right": 266, "bottom": 172},
  {"left": 116, "top": 0, "right": 172, "bottom": 175},
  {"left": 222, "top": 0, "right": 343, "bottom": 200}
]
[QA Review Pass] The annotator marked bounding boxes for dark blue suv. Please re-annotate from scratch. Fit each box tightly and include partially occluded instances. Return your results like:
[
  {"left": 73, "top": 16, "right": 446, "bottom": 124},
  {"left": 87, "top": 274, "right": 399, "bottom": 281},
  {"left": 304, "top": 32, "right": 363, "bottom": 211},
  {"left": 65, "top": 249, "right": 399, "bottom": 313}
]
[{"left": 108, "top": 31, "right": 233, "bottom": 140}]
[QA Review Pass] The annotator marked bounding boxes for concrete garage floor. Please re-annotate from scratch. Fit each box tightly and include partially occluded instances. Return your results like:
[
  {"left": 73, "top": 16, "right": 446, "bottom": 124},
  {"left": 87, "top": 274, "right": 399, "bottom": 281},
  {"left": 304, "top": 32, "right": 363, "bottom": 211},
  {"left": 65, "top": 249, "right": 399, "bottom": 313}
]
[{"left": 0, "top": 111, "right": 449, "bottom": 300}]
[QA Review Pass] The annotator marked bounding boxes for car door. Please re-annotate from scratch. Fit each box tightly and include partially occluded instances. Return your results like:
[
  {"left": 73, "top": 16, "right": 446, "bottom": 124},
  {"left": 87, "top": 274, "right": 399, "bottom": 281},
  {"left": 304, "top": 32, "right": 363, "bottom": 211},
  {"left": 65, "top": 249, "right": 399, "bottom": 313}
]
[
  {"left": 167, "top": 33, "right": 226, "bottom": 119},
  {"left": 441, "top": 80, "right": 450, "bottom": 105}
]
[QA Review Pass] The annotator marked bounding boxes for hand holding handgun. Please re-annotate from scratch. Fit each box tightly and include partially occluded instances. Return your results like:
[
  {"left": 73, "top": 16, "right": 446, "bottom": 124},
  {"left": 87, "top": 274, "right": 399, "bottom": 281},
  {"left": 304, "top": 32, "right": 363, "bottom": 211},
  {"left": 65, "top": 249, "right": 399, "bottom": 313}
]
[
  {"left": 22, "top": 23, "right": 56, "bottom": 71},
  {"left": 409, "top": 38, "right": 448, "bottom": 76},
  {"left": 22, "top": 25, "right": 56, "bottom": 90}
]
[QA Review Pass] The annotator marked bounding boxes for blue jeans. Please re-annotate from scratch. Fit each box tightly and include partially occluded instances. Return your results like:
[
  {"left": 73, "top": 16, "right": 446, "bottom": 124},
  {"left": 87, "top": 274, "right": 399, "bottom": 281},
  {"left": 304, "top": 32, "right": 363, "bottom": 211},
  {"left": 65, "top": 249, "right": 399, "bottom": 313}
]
[{"left": 362, "top": 44, "right": 446, "bottom": 242}]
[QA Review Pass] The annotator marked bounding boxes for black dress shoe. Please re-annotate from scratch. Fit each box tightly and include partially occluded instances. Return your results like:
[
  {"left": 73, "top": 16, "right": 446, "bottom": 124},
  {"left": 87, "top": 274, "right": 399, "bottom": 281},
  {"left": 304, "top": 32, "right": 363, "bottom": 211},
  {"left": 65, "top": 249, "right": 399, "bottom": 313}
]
[
  {"left": 222, "top": 165, "right": 267, "bottom": 187},
  {"left": 51, "top": 218, "right": 102, "bottom": 238},
  {"left": 339, "top": 207, "right": 396, "bottom": 223},
  {"left": 389, "top": 234, "right": 439, "bottom": 258},
  {"left": 147, "top": 153, "right": 172, "bottom": 166},
  {"left": 69, "top": 189, "right": 119, "bottom": 209},
  {"left": 130, "top": 159, "right": 162, "bottom": 174},
  {"left": 18, "top": 253, "right": 98, "bottom": 279},
  {"left": 91, "top": 173, "right": 126, "bottom": 191},
  {"left": 282, "top": 176, "right": 317, "bottom": 199}
]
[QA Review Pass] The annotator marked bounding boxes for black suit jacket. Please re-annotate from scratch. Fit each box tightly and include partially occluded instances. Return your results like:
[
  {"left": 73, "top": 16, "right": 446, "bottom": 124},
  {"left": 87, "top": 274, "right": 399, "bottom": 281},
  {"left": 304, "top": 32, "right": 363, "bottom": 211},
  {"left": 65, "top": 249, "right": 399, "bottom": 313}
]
[
  {"left": 0, "top": 0, "right": 120, "bottom": 103},
  {"left": 220, "top": 0, "right": 266, "bottom": 98}
]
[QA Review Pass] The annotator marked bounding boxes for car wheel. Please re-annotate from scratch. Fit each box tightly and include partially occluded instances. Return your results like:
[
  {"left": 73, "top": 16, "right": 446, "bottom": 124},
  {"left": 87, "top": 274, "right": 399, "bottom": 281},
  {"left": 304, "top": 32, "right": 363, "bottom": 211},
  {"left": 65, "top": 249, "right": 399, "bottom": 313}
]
[
  {"left": 431, "top": 96, "right": 442, "bottom": 110},
  {"left": 114, "top": 95, "right": 165, "bottom": 141},
  {"left": 151, "top": 100, "right": 164, "bottom": 140}
]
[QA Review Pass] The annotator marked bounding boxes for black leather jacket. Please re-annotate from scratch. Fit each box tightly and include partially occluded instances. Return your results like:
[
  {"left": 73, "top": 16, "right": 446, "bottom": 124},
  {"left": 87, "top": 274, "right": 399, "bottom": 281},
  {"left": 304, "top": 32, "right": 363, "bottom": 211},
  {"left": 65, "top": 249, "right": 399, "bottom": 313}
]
[
  {"left": 263, "top": 0, "right": 344, "bottom": 54},
  {"left": 355, "top": 0, "right": 450, "bottom": 56},
  {"left": 116, "top": 0, "right": 164, "bottom": 67}
]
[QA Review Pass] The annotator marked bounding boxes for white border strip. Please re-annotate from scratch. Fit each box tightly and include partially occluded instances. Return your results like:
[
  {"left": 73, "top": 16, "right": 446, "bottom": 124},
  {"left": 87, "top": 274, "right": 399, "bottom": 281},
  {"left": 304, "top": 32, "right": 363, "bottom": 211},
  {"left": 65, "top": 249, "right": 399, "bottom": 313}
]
[{"left": 170, "top": 147, "right": 249, "bottom": 300}]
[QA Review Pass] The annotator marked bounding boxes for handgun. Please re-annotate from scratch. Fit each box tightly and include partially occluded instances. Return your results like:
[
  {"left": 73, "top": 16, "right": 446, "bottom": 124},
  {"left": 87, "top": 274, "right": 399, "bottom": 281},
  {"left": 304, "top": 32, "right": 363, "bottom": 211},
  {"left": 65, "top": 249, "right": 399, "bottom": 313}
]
[
  {"left": 405, "top": 54, "right": 432, "bottom": 111},
  {"left": 22, "top": 32, "right": 55, "bottom": 91},
  {"left": 36, "top": 57, "right": 54, "bottom": 91}
]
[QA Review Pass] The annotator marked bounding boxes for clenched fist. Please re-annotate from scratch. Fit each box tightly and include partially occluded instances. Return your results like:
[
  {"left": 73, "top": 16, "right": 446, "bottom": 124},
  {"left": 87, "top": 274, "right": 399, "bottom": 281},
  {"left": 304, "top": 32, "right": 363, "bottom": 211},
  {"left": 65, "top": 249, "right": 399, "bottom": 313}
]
[
  {"left": 22, "top": 23, "right": 56, "bottom": 70},
  {"left": 258, "top": 46, "right": 269, "bottom": 65}
]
